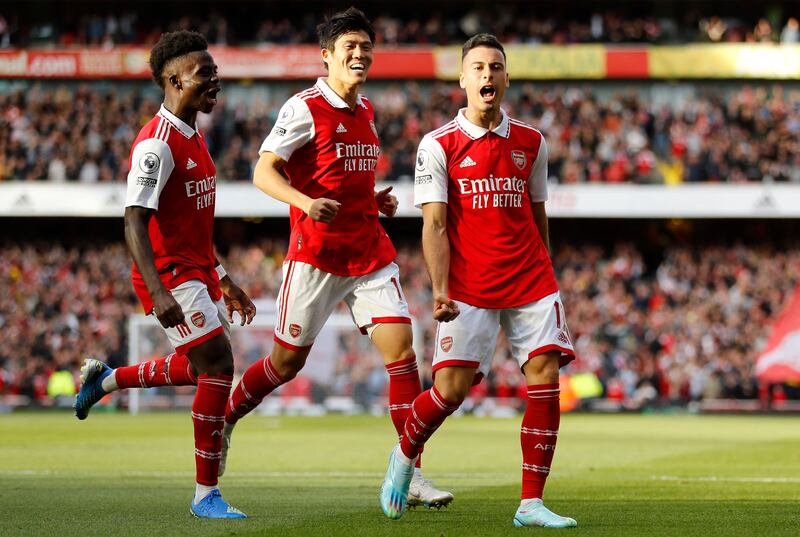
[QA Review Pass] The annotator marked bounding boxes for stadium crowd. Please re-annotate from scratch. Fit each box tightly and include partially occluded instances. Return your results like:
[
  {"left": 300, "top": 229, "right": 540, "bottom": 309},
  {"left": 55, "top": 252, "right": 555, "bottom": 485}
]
[
  {"left": 2, "top": 4, "right": 799, "bottom": 47},
  {"left": 2, "top": 238, "right": 797, "bottom": 408},
  {"left": 1, "top": 83, "right": 799, "bottom": 185}
]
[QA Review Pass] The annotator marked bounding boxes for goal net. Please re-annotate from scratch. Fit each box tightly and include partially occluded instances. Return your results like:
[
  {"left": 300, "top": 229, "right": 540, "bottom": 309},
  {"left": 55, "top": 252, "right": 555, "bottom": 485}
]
[{"left": 126, "top": 300, "right": 423, "bottom": 415}]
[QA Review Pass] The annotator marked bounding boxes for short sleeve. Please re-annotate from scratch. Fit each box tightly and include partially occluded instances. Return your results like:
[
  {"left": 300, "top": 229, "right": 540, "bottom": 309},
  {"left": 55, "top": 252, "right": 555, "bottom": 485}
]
[
  {"left": 528, "top": 134, "right": 548, "bottom": 203},
  {"left": 413, "top": 135, "right": 449, "bottom": 208},
  {"left": 260, "top": 97, "right": 314, "bottom": 162},
  {"left": 125, "top": 138, "right": 175, "bottom": 210}
]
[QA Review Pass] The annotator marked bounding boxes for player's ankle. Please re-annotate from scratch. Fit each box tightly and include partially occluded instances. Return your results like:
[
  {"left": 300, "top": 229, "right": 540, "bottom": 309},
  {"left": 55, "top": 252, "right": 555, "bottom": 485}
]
[
  {"left": 101, "top": 370, "right": 119, "bottom": 392},
  {"left": 194, "top": 483, "right": 219, "bottom": 504},
  {"left": 395, "top": 446, "right": 418, "bottom": 467}
]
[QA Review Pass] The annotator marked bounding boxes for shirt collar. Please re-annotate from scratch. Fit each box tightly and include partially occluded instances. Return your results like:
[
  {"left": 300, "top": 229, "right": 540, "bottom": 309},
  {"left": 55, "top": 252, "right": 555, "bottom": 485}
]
[
  {"left": 159, "top": 104, "right": 197, "bottom": 138},
  {"left": 455, "top": 108, "right": 510, "bottom": 139},
  {"left": 315, "top": 77, "right": 366, "bottom": 109}
]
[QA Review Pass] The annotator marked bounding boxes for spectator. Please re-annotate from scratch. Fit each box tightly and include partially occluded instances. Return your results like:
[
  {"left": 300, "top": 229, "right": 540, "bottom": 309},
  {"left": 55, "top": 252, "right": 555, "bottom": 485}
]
[
  {"left": 2, "top": 238, "right": 798, "bottom": 407},
  {"left": 2, "top": 83, "right": 799, "bottom": 184}
]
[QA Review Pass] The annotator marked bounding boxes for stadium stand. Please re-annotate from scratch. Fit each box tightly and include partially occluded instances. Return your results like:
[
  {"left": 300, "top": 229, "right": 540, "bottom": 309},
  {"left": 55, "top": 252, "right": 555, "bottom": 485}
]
[
  {"left": 2, "top": 235, "right": 798, "bottom": 408},
  {"left": 1, "top": 82, "right": 799, "bottom": 184},
  {"left": 1, "top": 1, "right": 798, "bottom": 46}
]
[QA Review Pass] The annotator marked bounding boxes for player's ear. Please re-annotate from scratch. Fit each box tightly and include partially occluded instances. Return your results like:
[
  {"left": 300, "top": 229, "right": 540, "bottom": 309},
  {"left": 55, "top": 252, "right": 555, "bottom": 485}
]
[
  {"left": 169, "top": 74, "right": 181, "bottom": 90},
  {"left": 459, "top": 71, "right": 466, "bottom": 89},
  {"left": 320, "top": 47, "right": 331, "bottom": 70},
  {"left": 505, "top": 71, "right": 509, "bottom": 88}
]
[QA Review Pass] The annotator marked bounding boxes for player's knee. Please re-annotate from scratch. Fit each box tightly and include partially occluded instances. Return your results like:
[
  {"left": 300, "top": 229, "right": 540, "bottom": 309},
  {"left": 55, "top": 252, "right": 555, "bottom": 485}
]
[
  {"left": 188, "top": 335, "right": 234, "bottom": 376},
  {"left": 276, "top": 362, "right": 301, "bottom": 381},
  {"left": 203, "top": 358, "right": 234, "bottom": 377},
  {"left": 523, "top": 353, "right": 560, "bottom": 384},
  {"left": 433, "top": 369, "right": 473, "bottom": 404},
  {"left": 372, "top": 323, "right": 414, "bottom": 362},
  {"left": 384, "top": 345, "right": 415, "bottom": 365},
  {"left": 436, "top": 382, "right": 469, "bottom": 405},
  {"left": 270, "top": 348, "right": 307, "bottom": 380}
]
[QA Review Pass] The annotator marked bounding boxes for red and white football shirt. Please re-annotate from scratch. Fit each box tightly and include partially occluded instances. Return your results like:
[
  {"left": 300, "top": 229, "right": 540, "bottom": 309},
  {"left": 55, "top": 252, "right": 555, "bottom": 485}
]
[
  {"left": 125, "top": 104, "right": 220, "bottom": 313},
  {"left": 260, "top": 78, "right": 396, "bottom": 277},
  {"left": 414, "top": 108, "right": 558, "bottom": 309}
]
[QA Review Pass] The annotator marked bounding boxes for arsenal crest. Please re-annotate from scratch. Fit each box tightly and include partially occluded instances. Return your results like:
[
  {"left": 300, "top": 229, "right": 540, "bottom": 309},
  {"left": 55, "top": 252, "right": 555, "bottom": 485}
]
[
  {"left": 440, "top": 336, "right": 453, "bottom": 353},
  {"left": 191, "top": 312, "right": 206, "bottom": 328},
  {"left": 289, "top": 323, "right": 303, "bottom": 338},
  {"left": 511, "top": 150, "right": 526, "bottom": 170}
]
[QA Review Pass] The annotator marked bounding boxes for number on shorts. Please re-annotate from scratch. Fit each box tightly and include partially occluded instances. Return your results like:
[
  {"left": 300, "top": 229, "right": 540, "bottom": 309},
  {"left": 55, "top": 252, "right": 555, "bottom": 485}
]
[{"left": 390, "top": 277, "right": 402, "bottom": 300}]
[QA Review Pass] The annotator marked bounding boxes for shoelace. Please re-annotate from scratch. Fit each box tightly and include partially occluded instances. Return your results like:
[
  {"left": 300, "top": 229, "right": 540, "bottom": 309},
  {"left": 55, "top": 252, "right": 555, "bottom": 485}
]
[
  {"left": 198, "top": 490, "right": 221, "bottom": 510},
  {"left": 414, "top": 476, "right": 437, "bottom": 489}
]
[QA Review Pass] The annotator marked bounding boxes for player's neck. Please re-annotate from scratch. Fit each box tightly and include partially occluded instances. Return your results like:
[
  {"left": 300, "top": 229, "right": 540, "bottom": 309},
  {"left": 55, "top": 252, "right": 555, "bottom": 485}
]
[
  {"left": 163, "top": 97, "right": 197, "bottom": 129},
  {"left": 324, "top": 76, "right": 360, "bottom": 109},
  {"left": 464, "top": 107, "right": 502, "bottom": 131}
]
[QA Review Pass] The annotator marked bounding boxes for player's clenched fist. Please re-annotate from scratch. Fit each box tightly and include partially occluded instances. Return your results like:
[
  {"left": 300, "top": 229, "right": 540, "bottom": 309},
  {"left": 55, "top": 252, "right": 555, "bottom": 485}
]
[
  {"left": 307, "top": 197, "right": 341, "bottom": 222},
  {"left": 375, "top": 186, "right": 398, "bottom": 217},
  {"left": 432, "top": 295, "right": 460, "bottom": 322},
  {"left": 152, "top": 288, "right": 185, "bottom": 328}
]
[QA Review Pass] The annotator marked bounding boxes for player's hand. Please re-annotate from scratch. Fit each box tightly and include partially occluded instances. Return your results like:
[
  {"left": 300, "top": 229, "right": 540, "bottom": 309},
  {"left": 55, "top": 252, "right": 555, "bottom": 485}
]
[
  {"left": 375, "top": 186, "right": 398, "bottom": 217},
  {"left": 152, "top": 289, "right": 185, "bottom": 329},
  {"left": 221, "top": 281, "right": 257, "bottom": 326},
  {"left": 432, "top": 295, "right": 460, "bottom": 322},
  {"left": 307, "top": 198, "right": 341, "bottom": 223}
]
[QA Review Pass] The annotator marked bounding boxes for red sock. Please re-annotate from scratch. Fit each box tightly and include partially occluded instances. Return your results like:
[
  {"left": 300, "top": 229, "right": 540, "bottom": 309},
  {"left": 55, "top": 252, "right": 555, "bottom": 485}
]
[
  {"left": 193, "top": 374, "right": 232, "bottom": 486},
  {"left": 521, "top": 383, "right": 561, "bottom": 500},
  {"left": 386, "top": 356, "right": 423, "bottom": 467},
  {"left": 115, "top": 353, "right": 197, "bottom": 389},
  {"left": 225, "top": 356, "right": 285, "bottom": 424},
  {"left": 400, "top": 386, "right": 459, "bottom": 459}
]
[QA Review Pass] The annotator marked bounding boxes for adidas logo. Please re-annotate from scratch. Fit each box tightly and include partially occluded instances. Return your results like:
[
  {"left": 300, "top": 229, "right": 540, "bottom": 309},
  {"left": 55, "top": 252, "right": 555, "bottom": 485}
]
[
  {"left": 754, "top": 192, "right": 776, "bottom": 210},
  {"left": 186, "top": 158, "right": 197, "bottom": 170},
  {"left": 336, "top": 123, "right": 348, "bottom": 133},
  {"left": 558, "top": 331, "right": 570, "bottom": 345},
  {"left": 459, "top": 155, "right": 476, "bottom": 168}
]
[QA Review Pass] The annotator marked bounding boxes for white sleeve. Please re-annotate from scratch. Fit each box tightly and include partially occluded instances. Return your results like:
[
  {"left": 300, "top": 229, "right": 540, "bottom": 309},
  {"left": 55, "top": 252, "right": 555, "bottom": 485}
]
[
  {"left": 125, "top": 138, "right": 175, "bottom": 210},
  {"left": 413, "top": 135, "right": 449, "bottom": 208},
  {"left": 528, "top": 135, "right": 549, "bottom": 203},
  {"left": 259, "top": 96, "right": 314, "bottom": 161}
]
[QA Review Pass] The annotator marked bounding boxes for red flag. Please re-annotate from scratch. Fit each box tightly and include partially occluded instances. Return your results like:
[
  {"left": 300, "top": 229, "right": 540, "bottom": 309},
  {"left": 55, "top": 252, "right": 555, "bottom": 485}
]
[{"left": 756, "top": 285, "right": 800, "bottom": 383}]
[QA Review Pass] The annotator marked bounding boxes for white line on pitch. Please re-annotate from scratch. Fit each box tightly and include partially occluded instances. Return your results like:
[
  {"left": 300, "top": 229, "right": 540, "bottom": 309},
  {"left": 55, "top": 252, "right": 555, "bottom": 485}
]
[
  {"left": 652, "top": 475, "right": 800, "bottom": 483},
  {"left": 0, "top": 470, "right": 514, "bottom": 479},
  {"left": 5, "top": 470, "right": 797, "bottom": 483}
]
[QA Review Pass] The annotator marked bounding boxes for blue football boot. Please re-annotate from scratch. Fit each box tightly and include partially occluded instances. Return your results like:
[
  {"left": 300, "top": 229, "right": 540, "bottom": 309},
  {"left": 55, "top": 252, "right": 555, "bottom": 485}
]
[
  {"left": 513, "top": 499, "right": 577, "bottom": 528},
  {"left": 74, "top": 359, "right": 113, "bottom": 420},
  {"left": 190, "top": 489, "right": 247, "bottom": 519},
  {"left": 379, "top": 445, "right": 415, "bottom": 520}
]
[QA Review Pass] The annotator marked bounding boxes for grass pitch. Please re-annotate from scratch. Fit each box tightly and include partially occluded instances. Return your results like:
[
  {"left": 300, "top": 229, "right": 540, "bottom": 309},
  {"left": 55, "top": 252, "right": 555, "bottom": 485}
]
[{"left": 1, "top": 412, "right": 798, "bottom": 536}]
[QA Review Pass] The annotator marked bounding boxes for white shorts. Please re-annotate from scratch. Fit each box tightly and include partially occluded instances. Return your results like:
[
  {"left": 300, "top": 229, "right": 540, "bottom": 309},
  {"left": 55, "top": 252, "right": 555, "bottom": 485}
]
[
  {"left": 159, "top": 279, "right": 230, "bottom": 354},
  {"left": 432, "top": 291, "right": 575, "bottom": 382},
  {"left": 274, "top": 261, "right": 411, "bottom": 350}
]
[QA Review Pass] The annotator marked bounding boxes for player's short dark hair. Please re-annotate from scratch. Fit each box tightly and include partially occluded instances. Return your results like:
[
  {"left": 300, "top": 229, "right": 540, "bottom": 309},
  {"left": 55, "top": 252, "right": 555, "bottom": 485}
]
[
  {"left": 317, "top": 7, "right": 375, "bottom": 50},
  {"left": 149, "top": 30, "right": 208, "bottom": 88},
  {"left": 462, "top": 33, "right": 506, "bottom": 62}
]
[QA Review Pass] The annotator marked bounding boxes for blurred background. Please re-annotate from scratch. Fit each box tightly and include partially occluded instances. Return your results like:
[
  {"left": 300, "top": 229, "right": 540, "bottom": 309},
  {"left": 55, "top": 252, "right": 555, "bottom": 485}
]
[{"left": 1, "top": 0, "right": 799, "bottom": 417}]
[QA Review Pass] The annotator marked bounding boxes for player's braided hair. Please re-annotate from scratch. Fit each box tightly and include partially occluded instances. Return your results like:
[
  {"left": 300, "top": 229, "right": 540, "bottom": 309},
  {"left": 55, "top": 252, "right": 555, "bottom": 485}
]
[
  {"left": 317, "top": 7, "right": 375, "bottom": 51},
  {"left": 149, "top": 30, "right": 208, "bottom": 88},
  {"left": 462, "top": 33, "right": 506, "bottom": 61}
]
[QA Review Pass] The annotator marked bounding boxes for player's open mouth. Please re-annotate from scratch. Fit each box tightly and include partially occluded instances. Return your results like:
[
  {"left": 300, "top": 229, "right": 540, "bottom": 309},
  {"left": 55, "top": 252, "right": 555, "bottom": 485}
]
[
  {"left": 479, "top": 85, "right": 496, "bottom": 101},
  {"left": 207, "top": 87, "right": 221, "bottom": 104},
  {"left": 349, "top": 62, "right": 366, "bottom": 73}
]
